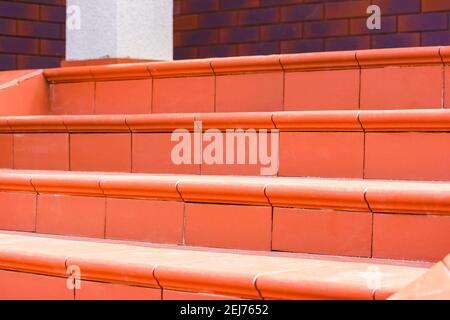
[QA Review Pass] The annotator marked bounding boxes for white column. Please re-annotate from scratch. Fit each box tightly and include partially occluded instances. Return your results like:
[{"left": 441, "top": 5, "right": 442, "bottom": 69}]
[{"left": 66, "top": 0, "right": 173, "bottom": 61}]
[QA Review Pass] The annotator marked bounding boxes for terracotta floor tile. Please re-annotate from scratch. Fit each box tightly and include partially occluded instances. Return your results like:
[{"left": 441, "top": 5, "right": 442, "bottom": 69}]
[
  {"left": 279, "top": 132, "right": 364, "bottom": 178},
  {"left": 153, "top": 76, "right": 215, "bottom": 113},
  {"left": 216, "top": 72, "right": 283, "bottom": 112},
  {"left": 0, "top": 134, "right": 13, "bottom": 168},
  {"left": 105, "top": 198, "right": 184, "bottom": 244},
  {"left": 373, "top": 213, "right": 450, "bottom": 262},
  {"left": 132, "top": 133, "right": 200, "bottom": 174},
  {"left": 36, "top": 194, "right": 106, "bottom": 238},
  {"left": 0, "top": 192, "right": 36, "bottom": 232},
  {"left": 285, "top": 69, "right": 359, "bottom": 111},
  {"left": 70, "top": 133, "right": 131, "bottom": 172},
  {"left": 13, "top": 133, "right": 69, "bottom": 170},
  {"left": 50, "top": 82, "right": 95, "bottom": 115},
  {"left": 185, "top": 203, "right": 272, "bottom": 251},
  {"left": 95, "top": 79, "right": 152, "bottom": 114},
  {"left": 365, "top": 132, "right": 450, "bottom": 181},
  {"left": 361, "top": 66, "right": 442, "bottom": 109},
  {"left": 272, "top": 207, "right": 372, "bottom": 257}
]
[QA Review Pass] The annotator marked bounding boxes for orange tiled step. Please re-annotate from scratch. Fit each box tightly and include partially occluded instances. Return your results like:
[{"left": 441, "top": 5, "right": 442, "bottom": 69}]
[
  {"left": 0, "top": 231, "right": 429, "bottom": 300},
  {"left": 42, "top": 46, "right": 450, "bottom": 115},
  {"left": 2, "top": 46, "right": 450, "bottom": 116},
  {"left": 0, "top": 170, "right": 450, "bottom": 262},
  {"left": 2, "top": 109, "right": 450, "bottom": 180}
]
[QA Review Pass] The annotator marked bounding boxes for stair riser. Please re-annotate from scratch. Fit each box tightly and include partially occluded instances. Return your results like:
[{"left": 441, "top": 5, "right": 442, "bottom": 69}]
[
  {"left": 2, "top": 48, "right": 450, "bottom": 116},
  {"left": 1, "top": 191, "right": 449, "bottom": 262},
  {"left": 48, "top": 66, "right": 450, "bottom": 115},
  {"left": 50, "top": 66, "right": 449, "bottom": 114},
  {"left": 2, "top": 131, "right": 450, "bottom": 181},
  {"left": 0, "top": 269, "right": 241, "bottom": 300}
]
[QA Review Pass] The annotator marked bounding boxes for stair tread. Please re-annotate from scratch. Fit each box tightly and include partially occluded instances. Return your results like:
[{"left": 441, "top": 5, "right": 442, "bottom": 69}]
[
  {"left": 43, "top": 47, "right": 444, "bottom": 83},
  {"left": 2, "top": 109, "right": 450, "bottom": 133},
  {"left": 0, "top": 231, "right": 429, "bottom": 300},
  {"left": 2, "top": 169, "right": 450, "bottom": 214}
]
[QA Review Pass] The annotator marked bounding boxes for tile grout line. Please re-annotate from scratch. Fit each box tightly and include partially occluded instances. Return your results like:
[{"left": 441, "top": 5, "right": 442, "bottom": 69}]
[
  {"left": 182, "top": 202, "right": 186, "bottom": 246},
  {"left": 363, "top": 187, "right": 374, "bottom": 259},
  {"left": 150, "top": 76, "right": 154, "bottom": 114},
  {"left": 439, "top": 47, "right": 446, "bottom": 109}
]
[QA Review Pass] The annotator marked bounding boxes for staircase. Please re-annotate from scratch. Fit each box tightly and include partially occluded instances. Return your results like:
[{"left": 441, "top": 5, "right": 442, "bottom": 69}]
[{"left": 0, "top": 46, "right": 449, "bottom": 300}]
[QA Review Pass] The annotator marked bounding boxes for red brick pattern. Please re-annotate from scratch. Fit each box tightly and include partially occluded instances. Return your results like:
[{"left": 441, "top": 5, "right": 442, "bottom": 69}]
[
  {"left": 0, "top": 0, "right": 65, "bottom": 70},
  {"left": 2, "top": 1, "right": 450, "bottom": 66},
  {"left": 174, "top": 0, "right": 450, "bottom": 59}
]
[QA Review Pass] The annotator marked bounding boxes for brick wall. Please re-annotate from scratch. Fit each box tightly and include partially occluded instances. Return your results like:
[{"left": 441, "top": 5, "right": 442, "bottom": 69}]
[
  {"left": 0, "top": 0, "right": 65, "bottom": 71},
  {"left": 2, "top": 0, "right": 450, "bottom": 69},
  {"left": 174, "top": 0, "right": 450, "bottom": 59}
]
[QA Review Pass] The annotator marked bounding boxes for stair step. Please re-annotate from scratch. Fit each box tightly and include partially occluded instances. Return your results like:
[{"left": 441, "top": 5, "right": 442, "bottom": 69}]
[
  {"left": 43, "top": 47, "right": 449, "bottom": 115},
  {"left": 0, "top": 170, "right": 450, "bottom": 261},
  {"left": 2, "top": 109, "right": 450, "bottom": 180},
  {"left": 0, "top": 231, "right": 429, "bottom": 300}
]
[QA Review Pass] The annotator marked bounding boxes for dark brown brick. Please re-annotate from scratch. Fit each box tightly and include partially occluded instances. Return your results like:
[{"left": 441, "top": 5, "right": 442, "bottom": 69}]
[
  {"left": 398, "top": 13, "right": 448, "bottom": 32},
  {"left": 18, "top": 0, "right": 64, "bottom": 5},
  {"left": 179, "top": 29, "right": 219, "bottom": 46},
  {"left": 325, "top": 36, "right": 370, "bottom": 51},
  {"left": 422, "top": 0, "right": 450, "bottom": 12},
  {"left": 174, "top": 0, "right": 182, "bottom": 15},
  {"left": 198, "top": 12, "right": 238, "bottom": 28},
  {"left": 0, "top": 1, "right": 39, "bottom": 19},
  {"left": 0, "top": 36, "right": 39, "bottom": 54},
  {"left": 325, "top": 0, "right": 371, "bottom": 19},
  {"left": 238, "top": 42, "right": 279, "bottom": 56},
  {"left": 220, "top": 26, "right": 259, "bottom": 43},
  {"left": 17, "top": 54, "right": 60, "bottom": 69},
  {"left": 261, "top": 0, "right": 303, "bottom": 6},
  {"left": 422, "top": 31, "right": 450, "bottom": 46},
  {"left": 372, "top": 0, "right": 420, "bottom": 15},
  {"left": 280, "top": 38, "right": 323, "bottom": 53},
  {"left": 174, "top": 47, "right": 198, "bottom": 60},
  {"left": 0, "top": 18, "right": 16, "bottom": 36},
  {"left": 40, "top": 4, "right": 66, "bottom": 22},
  {"left": 261, "top": 23, "right": 302, "bottom": 41},
  {"left": 239, "top": 7, "right": 280, "bottom": 26},
  {"left": 40, "top": 39, "right": 65, "bottom": 56},
  {"left": 304, "top": 20, "right": 348, "bottom": 38},
  {"left": 280, "top": 3, "right": 323, "bottom": 22},
  {"left": 17, "top": 20, "right": 61, "bottom": 39},
  {"left": 0, "top": 53, "right": 16, "bottom": 70},
  {"left": 198, "top": 44, "right": 237, "bottom": 58},
  {"left": 182, "top": 0, "right": 219, "bottom": 14},
  {"left": 372, "top": 33, "right": 420, "bottom": 49},
  {"left": 174, "top": 14, "right": 199, "bottom": 31},
  {"left": 220, "top": 0, "right": 259, "bottom": 10}
]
